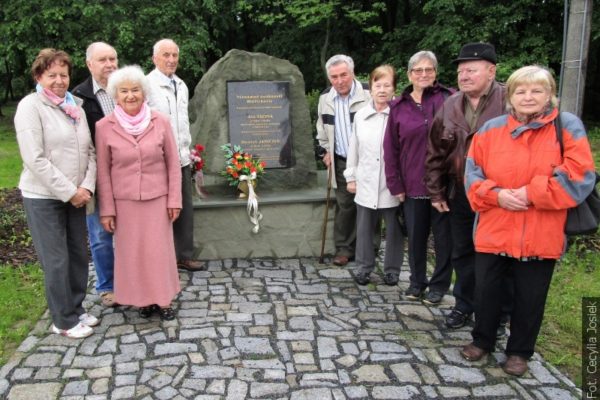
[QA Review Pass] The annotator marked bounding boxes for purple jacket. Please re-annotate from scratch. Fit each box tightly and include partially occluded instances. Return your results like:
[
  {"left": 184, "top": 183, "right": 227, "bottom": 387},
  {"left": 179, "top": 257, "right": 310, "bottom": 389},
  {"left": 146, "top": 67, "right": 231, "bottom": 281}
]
[{"left": 383, "top": 82, "right": 455, "bottom": 197}]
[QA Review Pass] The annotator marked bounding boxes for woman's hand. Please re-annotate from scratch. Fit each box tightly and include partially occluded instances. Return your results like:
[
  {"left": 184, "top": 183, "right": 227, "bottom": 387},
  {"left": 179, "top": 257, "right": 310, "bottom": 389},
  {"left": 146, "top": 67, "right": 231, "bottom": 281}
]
[
  {"left": 498, "top": 189, "right": 528, "bottom": 211},
  {"left": 347, "top": 181, "right": 356, "bottom": 194},
  {"left": 432, "top": 201, "right": 450, "bottom": 213},
  {"left": 101, "top": 216, "right": 116, "bottom": 233},
  {"left": 168, "top": 208, "right": 181, "bottom": 222},
  {"left": 395, "top": 193, "right": 406, "bottom": 202},
  {"left": 69, "top": 187, "right": 92, "bottom": 208}
]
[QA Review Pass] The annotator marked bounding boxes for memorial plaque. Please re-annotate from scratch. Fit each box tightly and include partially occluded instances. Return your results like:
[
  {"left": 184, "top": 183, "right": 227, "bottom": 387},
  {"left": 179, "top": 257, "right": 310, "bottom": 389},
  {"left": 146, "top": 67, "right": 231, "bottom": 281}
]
[{"left": 227, "top": 81, "right": 292, "bottom": 168}]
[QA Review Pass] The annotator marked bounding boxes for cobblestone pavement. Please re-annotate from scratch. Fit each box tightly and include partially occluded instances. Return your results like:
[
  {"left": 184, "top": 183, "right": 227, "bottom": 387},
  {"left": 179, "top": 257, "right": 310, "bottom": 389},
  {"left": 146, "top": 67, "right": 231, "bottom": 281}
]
[{"left": 0, "top": 258, "right": 581, "bottom": 399}]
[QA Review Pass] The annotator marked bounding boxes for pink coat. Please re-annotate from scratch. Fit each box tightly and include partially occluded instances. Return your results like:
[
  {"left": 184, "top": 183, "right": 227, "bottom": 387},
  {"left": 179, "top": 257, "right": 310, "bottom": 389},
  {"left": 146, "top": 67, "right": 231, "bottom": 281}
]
[{"left": 96, "top": 111, "right": 182, "bottom": 217}]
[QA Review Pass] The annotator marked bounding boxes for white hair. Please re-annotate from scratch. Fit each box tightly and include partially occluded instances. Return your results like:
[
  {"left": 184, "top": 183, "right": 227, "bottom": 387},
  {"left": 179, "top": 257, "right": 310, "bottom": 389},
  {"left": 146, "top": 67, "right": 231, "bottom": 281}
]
[
  {"left": 153, "top": 38, "right": 179, "bottom": 56},
  {"left": 85, "top": 42, "right": 117, "bottom": 61},
  {"left": 325, "top": 54, "right": 355, "bottom": 76},
  {"left": 106, "top": 65, "right": 151, "bottom": 99}
]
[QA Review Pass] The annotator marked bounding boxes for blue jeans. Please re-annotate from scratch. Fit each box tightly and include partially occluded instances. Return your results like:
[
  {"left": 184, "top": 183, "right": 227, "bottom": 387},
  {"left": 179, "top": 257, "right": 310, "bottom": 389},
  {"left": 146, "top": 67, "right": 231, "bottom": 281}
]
[{"left": 86, "top": 206, "right": 114, "bottom": 293}]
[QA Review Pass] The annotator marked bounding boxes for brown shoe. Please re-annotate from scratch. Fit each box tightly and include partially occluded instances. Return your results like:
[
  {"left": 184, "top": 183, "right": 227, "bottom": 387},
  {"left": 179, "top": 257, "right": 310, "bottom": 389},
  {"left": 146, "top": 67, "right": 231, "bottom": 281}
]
[
  {"left": 177, "top": 259, "right": 205, "bottom": 271},
  {"left": 460, "top": 343, "right": 488, "bottom": 361},
  {"left": 332, "top": 255, "right": 349, "bottom": 266},
  {"left": 503, "top": 355, "right": 528, "bottom": 376}
]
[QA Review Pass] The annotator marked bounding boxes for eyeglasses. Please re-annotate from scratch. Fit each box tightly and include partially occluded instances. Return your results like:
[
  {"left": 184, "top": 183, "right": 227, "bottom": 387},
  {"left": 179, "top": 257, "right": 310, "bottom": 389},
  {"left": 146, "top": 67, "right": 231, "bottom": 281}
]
[{"left": 411, "top": 67, "right": 435, "bottom": 75}]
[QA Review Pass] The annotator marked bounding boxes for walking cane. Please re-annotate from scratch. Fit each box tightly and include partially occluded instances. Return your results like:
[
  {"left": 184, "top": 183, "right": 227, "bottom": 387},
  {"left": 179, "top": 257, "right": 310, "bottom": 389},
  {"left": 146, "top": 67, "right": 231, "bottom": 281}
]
[{"left": 319, "top": 164, "right": 333, "bottom": 264}]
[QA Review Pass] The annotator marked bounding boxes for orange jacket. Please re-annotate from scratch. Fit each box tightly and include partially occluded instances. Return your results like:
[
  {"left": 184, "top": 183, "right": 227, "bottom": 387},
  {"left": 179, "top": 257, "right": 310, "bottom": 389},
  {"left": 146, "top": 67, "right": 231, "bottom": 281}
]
[{"left": 465, "top": 108, "right": 596, "bottom": 259}]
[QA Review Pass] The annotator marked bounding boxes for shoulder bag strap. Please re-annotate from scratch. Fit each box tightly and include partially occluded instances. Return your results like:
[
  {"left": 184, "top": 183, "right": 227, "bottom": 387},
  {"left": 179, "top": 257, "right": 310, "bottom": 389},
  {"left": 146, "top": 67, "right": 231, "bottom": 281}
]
[{"left": 554, "top": 112, "right": 564, "bottom": 158}]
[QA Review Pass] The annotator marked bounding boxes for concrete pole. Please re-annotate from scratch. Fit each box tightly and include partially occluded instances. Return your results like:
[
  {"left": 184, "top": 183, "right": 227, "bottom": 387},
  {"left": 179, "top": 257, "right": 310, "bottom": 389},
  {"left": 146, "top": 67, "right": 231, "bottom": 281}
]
[{"left": 559, "top": 0, "right": 593, "bottom": 117}]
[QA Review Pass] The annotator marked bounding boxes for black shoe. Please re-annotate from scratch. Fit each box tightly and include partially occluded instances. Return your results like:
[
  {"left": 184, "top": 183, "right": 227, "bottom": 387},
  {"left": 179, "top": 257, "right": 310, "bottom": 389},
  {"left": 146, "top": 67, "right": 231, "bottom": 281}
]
[
  {"left": 445, "top": 309, "right": 471, "bottom": 329},
  {"left": 139, "top": 304, "right": 158, "bottom": 318},
  {"left": 404, "top": 287, "right": 423, "bottom": 300},
  {"left": 383, "top": 273, "right": 399, "bottom": 286},
  {"left": 354, "top": 271, "right": 370, "bottom": 285},
  {"left": 159, "top": 307, "right": 176, "bottom": 321},
  {"left": 422, "top": 291, "right": 444, "bottom": 305}
]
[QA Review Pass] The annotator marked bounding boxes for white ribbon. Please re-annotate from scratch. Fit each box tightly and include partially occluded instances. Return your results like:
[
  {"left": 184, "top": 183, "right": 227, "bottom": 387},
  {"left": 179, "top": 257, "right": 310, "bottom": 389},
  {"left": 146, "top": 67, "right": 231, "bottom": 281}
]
[
  {"left": 239, "top": 173, "right": 263, "bottom": 233},
  {"left": 193, "top": 170, "right": 207, "bottom": 198}
]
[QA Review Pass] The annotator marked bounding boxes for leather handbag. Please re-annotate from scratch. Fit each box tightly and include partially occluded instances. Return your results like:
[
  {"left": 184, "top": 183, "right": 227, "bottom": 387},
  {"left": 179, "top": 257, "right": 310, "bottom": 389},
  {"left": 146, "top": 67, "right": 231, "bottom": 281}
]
[{"left": 555, "top": 113, "right": 600, "bottom": 235}]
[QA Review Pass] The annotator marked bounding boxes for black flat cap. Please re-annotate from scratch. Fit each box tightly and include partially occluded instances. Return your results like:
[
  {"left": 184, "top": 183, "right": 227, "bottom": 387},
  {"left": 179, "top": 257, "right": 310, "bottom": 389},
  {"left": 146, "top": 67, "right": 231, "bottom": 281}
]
[{"left": 453, "top": 43, "right": 497, "bottom": 64}]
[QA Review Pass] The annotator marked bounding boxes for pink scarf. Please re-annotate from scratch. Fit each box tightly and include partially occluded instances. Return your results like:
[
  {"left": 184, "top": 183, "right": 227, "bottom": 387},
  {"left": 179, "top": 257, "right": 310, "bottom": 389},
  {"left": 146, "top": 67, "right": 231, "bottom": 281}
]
[
  {"left": 40, "top": 87, "right": 80, "bottom": 123},
  {"left": 113, "top": 102, "right": 151, "bottom": 136}
]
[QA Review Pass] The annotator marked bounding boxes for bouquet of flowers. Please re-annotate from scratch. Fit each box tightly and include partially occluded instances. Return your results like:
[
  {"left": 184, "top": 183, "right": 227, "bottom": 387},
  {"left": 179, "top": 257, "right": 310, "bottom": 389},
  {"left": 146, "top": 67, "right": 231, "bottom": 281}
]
[
  {"left": 190, "top": 144, "right": 207, "bottom": 198},
  {"left": 220, "top": 143, "right": 266, "bottom": 187},
  {"left": 220, "top": 143, "right": 265, "bottom": 233}
]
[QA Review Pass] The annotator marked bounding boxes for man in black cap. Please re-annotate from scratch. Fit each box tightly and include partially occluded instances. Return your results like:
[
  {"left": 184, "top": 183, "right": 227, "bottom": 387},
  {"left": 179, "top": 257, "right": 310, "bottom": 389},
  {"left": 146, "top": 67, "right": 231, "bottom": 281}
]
[{"left": 425, "top": 43, "right": 510, "bottom": 332}]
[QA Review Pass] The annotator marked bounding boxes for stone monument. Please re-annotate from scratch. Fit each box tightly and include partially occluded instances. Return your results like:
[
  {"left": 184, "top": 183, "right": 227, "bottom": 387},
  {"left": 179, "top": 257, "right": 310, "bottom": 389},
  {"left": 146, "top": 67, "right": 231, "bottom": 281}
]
[{"left": 189, "top": 49, "right": 333, "bottom": 259}]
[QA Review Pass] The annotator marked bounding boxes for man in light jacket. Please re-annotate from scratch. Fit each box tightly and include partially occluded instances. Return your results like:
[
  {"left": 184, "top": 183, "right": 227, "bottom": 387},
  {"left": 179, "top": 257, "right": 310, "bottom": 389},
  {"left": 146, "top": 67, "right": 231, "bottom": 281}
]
[
  {"left": 147, "top": 38, "right": 203, "bottom": 271},
  {"left": 316, "top": 54, "right": 371, "bottom": 266}
]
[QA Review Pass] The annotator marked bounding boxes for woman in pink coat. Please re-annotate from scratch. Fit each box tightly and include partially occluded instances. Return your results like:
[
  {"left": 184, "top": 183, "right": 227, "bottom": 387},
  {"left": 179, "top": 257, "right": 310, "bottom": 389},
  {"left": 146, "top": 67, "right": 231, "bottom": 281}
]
[{"left": 96, "top": 65, "right": 182, "bottom": 320}]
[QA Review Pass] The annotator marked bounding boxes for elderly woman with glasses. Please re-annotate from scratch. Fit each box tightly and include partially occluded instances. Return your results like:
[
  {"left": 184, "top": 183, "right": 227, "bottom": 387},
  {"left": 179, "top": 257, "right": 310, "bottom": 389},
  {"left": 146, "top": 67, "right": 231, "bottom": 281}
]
[
  {"left": 96, "top": 65, "right": 182, "bottom": 321},
  {"left": 383, "top": 51, "right": 455, "bottom": 304}
]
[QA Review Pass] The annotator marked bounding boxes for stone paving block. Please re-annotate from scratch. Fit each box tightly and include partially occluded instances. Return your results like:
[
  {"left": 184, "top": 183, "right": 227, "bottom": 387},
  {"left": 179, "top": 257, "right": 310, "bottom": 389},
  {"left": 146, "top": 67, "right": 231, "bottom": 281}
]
[
  {"left": 91, "top": 378, "right": 109, "bottom": 394},
  {"left": 293, "top": 352, "right": 315, "bottom": 364},
  {"left": 62, "top": 379, "right": 89, "bottom": 396},
  {"left": 234, "top": 337, "right": 275, "bottom": 355},
  {"left": 414, "top": 364, "right": 441, "bottom": 385},
  {"left": 438, "top": 386, "right": 471, "bottom": 397},
  {"left": 540, "top": 386, "right": 579, "bottom": 400},
  {"left": 11, "top": 368, "right": 33, "bottom": 380},
  {"left": 291, "top": 387, "right": 333, "bottom": 399},
  {"left": 16, "top": 336, "right": 39, "bottom": 353},
  {"left": 528, "top": 360, "right": 560, "bottom": 384},
  {"left": 372, "top": 385, "right": 420, "bottom": 399},
  {"left": 390, "top": 363, "right": 421, "bottom": 383},
  {"left": 317, "top": 336, "right": 340, "bottom": 358},
  {"left": 249, "top": 382, "right": 289, "bottom": 398},
  {"left": 345, "top": 385, "right": 369, "bottom": 399},
  {"left": 191, "top": 366, "right": 235, "bottom": 379},
  {"left": 289, "top": 316, "right": 315, "bottom": 330},
  {"left": 351, "top": 365, "right": 390, "bottom": 383},
  {"left": 111, "top": 385, "right": 135, "bottom": 399},
  {"left": 63, "top": 368, "right": 84, "bottom": 378},
  {"left": 207, "top": 379, "right": 226, "bottom": 394},
  {"left": 154, "top": 342, "right": 198, "bottom": 356},
  {"left": 473, "top": 383, "right": 516, "bottom": 397},
  {"left": 115, "top": 374, "right": 137, "bottom": 386},
  {"left": 438, "top": 365, "right": 486, "bottom": 384},
  {"left": 7, "top": 382, "right": 62, "bottom": 400},
  {"left": 34, "top": 367, "right": 61, "bottom": 380}
]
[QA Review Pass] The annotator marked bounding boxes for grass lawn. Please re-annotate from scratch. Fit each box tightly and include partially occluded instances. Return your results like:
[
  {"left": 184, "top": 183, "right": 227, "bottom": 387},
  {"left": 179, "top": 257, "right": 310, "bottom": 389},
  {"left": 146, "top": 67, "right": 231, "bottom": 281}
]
[{"left": 0, "top": 103, "right": 21, "bottom": 189}]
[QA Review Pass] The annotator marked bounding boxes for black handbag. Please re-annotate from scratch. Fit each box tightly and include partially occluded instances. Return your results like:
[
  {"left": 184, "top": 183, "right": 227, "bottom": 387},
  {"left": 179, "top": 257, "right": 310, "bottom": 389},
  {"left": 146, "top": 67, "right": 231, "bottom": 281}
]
[{"left": 555, "top": 114, "right": 600, "bottom": 235}]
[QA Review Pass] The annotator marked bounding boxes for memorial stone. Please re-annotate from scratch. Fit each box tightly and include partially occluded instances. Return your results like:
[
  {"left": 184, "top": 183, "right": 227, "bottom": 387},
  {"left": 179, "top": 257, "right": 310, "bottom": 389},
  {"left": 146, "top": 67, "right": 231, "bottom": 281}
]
[
  {"left": 188, "top": 49, "right": 333, "bottom": 259},
  {"left": 190, "top": 49, "right": 315, "bottom": 192}
]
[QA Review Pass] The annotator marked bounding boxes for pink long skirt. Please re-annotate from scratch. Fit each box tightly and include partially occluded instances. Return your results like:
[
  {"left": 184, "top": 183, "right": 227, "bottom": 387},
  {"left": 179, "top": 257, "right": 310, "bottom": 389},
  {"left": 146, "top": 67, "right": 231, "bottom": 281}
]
[{"left": 113, "top": 196, "right": 180, "bottom": 307}]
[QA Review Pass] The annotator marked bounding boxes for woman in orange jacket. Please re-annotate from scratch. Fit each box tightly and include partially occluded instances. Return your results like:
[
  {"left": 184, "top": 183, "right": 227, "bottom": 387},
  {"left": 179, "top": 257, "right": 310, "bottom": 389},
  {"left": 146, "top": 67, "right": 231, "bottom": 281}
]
[{"left": 460, "top": 65, "right": 596, "bottom": 376}]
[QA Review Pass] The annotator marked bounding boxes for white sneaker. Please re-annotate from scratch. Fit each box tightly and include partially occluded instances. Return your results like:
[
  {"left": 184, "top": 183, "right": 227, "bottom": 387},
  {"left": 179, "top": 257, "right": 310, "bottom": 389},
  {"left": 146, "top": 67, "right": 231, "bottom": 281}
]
[
  {"left": 51, "top": 322, "right": 93, "bottom": 339},
  {"left": 79, "top": 313, "right": 100, "bottom": 327}
]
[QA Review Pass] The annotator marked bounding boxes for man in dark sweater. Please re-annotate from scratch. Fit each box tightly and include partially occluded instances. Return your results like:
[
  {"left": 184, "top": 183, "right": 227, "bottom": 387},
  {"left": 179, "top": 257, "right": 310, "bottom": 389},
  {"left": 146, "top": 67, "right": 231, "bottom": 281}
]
[{"left": 73, "top": 42, "right": 118, "bottom": 307}]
